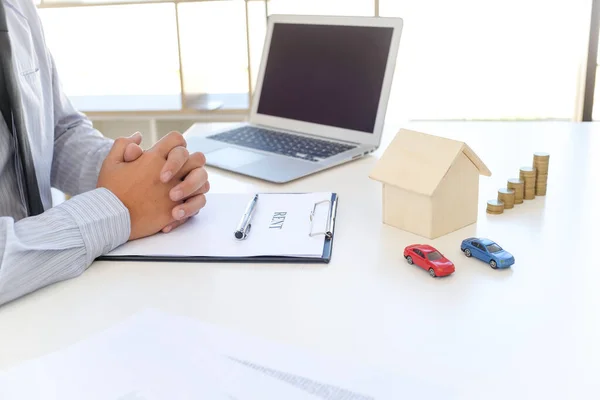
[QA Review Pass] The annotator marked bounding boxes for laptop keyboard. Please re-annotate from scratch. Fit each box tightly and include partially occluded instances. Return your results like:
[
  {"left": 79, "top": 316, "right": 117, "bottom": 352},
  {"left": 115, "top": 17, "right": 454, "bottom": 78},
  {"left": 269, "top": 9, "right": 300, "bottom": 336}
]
[{"left": 207, "top": 126, "right": 356, "bottom": 162}]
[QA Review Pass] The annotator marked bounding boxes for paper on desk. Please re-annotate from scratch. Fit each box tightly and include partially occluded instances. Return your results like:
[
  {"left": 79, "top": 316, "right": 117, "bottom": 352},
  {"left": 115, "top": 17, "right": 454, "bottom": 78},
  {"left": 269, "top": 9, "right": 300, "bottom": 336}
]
[
  {"left": 0, "top": 312, "right": 229, "bottom": 400},
  {"left": 107, "top": 192, "right": 332, "bottom": 258},
  {"left": 0, "top": 310, "right": 451, "bottom": 400}
]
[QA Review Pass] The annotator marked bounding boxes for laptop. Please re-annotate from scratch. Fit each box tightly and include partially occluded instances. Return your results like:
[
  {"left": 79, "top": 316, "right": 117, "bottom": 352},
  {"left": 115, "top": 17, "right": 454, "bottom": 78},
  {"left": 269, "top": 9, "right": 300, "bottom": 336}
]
[{"left": 186, "top": 14, "right": 403, "bottom": 183}]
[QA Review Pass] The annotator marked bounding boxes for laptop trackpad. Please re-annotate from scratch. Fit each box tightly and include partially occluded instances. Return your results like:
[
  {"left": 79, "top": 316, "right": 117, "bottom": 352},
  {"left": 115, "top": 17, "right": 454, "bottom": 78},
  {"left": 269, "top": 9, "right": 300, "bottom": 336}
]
[{"left": 206, "top": 147, "right": 266, "bottom": 169}]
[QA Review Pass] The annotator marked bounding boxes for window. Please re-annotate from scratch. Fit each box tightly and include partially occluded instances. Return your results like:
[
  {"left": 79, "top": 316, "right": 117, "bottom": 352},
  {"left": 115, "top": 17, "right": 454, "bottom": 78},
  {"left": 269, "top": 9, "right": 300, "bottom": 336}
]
[
  {"left": 39, "top": 3, "right": 181, "bottom": 112},
  {"left": 178, "top": 1, "right": 251, "bottom": 110},
  {"left": 413, "top": 249, "right": 424, "bottom": 258},
  {"left": 426, "top": 251, "right": 443, "bottom": 261},
  {"left": 380, "top": 0, "right": 591, "bottom": 121},
  {"left": 471, "top": 242, "right": 482, "bottom": 251},
  {"left": 36, "top": 0, "right": 594, "bottom": 120},
  {"left": 486, "top": 243, "right": 502, "bottom": 253},
  {"left": 267, "top": 0, "right": 373, "bottom": 17}
]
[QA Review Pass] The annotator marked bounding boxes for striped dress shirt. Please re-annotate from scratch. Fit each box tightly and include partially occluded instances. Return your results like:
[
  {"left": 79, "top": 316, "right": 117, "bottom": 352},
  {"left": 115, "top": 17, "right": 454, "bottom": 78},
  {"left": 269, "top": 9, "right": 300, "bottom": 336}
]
[{"left": 0, "top": 0, "right": 130, "bottom": 306}]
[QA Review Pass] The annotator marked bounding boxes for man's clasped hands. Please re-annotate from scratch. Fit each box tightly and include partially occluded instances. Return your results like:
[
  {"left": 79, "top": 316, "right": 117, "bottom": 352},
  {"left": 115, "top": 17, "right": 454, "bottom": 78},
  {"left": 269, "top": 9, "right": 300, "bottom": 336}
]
[{"left": 97, "top": 131, "right": 210, "bottom": 241}]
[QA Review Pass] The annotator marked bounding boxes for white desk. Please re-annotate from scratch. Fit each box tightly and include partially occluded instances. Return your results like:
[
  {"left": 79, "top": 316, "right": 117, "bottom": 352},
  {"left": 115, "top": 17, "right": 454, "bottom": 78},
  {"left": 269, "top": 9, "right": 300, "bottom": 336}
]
[{"left": 0, "top": 122, "right": 598, "bottom": 399}]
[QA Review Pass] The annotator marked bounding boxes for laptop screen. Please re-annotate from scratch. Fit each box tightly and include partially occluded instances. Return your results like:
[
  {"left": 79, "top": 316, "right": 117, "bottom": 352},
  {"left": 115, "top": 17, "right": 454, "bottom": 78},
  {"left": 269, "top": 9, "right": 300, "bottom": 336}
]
[{"left": 256, "top": 23, "right": 394, "bottom": 134}]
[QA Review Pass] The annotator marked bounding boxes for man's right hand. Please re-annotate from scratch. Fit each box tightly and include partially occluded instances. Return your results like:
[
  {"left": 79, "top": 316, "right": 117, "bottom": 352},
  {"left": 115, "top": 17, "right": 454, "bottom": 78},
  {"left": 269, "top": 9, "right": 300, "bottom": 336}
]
[{"left": 97, "top": 133, "right": 206, "bottom": 240}]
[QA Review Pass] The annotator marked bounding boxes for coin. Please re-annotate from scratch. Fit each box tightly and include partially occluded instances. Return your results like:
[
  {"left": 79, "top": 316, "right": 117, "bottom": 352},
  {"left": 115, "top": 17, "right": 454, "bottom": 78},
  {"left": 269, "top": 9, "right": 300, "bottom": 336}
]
[
  {"left": 520, "top": 167, "right": 536, "bottom": 185},
  {"left": 507, "top": 179, "right": 524, "bottom": 204},
  {"left": 498, "top": 188, "right": 515, "bottom": 209},
  {"left": 532, "top": 152, "right": 549, "bottom": 196},
  {"left": 534, "top": 153, "right": 549, "bottom": 174},
  {"left": 487, "top": 199, "right": 505, "bottom": 214}
]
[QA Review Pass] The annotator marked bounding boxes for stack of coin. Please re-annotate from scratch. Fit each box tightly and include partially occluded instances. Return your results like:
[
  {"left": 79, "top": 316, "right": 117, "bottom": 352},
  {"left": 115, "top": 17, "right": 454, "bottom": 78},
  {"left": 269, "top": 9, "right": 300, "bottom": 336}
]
[
  {"left": 497, "top": 188, "right": 515, "bottom": 209},
  {"left": 487, "top": 199, "right": 505, "bottom": 214},
  {"left": 519, "top": 167, "right": 536, "bottom": 200},
  {"left": 533, "top": 152, "right": 550, "bottom": 196},
  {"left": 507, "top": 179, "right": 524, "bottom": 204}
]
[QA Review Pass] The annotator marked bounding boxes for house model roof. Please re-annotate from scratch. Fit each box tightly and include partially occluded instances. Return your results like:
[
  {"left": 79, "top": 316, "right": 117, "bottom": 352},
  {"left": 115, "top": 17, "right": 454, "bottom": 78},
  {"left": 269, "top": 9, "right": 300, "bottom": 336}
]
[{"left": 369, "top": 129, "right": 492, "bottom": 196}]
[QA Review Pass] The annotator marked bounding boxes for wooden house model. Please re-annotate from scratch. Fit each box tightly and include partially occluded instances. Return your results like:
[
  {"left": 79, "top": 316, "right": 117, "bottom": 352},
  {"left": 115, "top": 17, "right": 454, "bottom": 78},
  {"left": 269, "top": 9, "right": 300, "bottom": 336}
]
[{"left": 369, "top": 129, "right": 491, "bottom": 239}]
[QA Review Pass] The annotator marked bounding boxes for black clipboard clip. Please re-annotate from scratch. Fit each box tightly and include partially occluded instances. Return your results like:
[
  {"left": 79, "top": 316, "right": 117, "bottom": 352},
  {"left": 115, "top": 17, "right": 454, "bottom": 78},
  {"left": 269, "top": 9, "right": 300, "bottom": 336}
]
[{"left": 309, "top": 198, "right": 337, "bottom": 240}]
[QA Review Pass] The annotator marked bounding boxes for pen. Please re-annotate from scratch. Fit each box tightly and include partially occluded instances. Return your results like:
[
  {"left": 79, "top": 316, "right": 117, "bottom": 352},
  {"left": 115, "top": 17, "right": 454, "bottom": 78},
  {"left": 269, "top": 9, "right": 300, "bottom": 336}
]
[{"left": 234, "top": 194, "right": 259, "bottom": 240}]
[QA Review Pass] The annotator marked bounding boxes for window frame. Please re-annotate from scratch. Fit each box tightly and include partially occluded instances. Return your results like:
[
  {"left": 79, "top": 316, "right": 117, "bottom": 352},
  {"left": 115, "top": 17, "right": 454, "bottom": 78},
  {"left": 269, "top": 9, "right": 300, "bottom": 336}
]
[
  {"left": 583, "top": 0, "right": 600, "bottom": 121},
  {"left": 36, "top": 0, "right": 597, "bottom": 121}
]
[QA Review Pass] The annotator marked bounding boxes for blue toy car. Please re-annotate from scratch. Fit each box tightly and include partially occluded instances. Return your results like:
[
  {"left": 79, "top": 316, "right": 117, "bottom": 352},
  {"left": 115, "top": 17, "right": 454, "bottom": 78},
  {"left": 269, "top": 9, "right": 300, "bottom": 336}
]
[{"left": 460, "top": 238, "right": 515, "bottom": 269}]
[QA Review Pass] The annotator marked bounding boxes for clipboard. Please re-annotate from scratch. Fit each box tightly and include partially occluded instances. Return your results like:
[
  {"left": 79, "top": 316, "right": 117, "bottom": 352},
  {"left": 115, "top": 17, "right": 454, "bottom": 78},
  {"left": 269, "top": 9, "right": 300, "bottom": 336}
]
[{"left": 98, "top": 193, "right": 338, "bottom": 264}]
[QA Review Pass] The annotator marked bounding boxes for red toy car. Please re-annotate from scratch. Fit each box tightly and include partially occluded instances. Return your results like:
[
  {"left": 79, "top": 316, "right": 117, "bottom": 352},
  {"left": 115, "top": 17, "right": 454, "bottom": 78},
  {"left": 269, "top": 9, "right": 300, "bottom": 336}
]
[{"left": 403, "top": 244, "right": 455, "bottom": 277}]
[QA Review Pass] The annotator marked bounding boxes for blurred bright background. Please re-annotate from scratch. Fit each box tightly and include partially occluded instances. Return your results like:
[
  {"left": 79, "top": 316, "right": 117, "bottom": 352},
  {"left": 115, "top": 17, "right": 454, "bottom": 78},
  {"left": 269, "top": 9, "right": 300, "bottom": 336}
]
[{"left": 34, "top": 0, "right": 600, "bottom": 138}]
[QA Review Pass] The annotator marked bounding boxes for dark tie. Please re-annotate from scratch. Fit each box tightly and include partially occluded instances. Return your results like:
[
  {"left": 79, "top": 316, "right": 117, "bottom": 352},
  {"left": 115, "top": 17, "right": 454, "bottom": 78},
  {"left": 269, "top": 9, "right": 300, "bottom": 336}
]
[{"left": 0, "top": 0, "right": 44, "bottom": 216}]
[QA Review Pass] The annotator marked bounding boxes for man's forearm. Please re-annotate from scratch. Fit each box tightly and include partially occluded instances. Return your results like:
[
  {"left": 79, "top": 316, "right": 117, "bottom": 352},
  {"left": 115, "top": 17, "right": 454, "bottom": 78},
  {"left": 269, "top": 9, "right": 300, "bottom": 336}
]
[
  {"left": 49, "top": 51, "right": 113, "bottom": 196},
  {"left": 0, "top": 189, "right": 129, "bottom": 306},
  {"left": 51, "top": 120, "right": 112, "bottom": 196}
]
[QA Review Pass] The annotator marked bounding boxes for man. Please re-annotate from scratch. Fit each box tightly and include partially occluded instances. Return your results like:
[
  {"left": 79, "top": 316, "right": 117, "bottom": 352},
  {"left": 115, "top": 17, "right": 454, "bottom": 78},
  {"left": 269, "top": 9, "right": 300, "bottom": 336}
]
[{"left": 0, "top": 0, "right": 210, "bottom": 305}]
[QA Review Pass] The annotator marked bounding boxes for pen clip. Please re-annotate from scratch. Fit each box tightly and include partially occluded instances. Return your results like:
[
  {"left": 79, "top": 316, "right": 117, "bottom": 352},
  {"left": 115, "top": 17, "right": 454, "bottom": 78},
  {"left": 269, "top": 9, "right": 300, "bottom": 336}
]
[
  {"left": 235, "top": 221, "right": 252, "bottom": 240},
  {"left": 309, "top": 199, "right": 333, "bottom": 239}
]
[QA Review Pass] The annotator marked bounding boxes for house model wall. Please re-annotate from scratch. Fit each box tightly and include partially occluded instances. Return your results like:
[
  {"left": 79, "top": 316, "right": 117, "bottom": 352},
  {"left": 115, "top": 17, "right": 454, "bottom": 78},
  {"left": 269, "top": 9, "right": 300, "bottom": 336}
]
[{"left": 369, "top": 129, "right": 491, "bottom": 239}]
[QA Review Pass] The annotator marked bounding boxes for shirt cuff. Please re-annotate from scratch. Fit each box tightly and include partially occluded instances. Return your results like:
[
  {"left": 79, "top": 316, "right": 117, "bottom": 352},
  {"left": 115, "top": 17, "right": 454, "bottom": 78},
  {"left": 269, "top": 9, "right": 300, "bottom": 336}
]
[{"left": 58, "top": 188, "right": 131, "bottom": 263}]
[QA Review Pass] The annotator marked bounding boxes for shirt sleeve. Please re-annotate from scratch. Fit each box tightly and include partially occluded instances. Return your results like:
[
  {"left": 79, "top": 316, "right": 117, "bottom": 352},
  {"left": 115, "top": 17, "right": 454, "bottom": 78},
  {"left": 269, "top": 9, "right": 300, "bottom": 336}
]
[
  {"left": 0, "top": 188, "right": 130, "bottom": 306},
  {"left": 49, "top": 53, "right": 114, "bottom": 196}
]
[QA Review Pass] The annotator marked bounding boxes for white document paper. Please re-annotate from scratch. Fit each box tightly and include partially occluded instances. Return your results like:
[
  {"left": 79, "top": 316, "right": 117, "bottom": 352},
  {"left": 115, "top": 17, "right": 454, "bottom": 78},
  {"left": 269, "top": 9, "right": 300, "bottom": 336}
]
[
  {"left": 0, "top": 310, "right": 452, "bottom": 400},
  {"left": 106, "top": 192, "right": 333, "bottom": 259}
]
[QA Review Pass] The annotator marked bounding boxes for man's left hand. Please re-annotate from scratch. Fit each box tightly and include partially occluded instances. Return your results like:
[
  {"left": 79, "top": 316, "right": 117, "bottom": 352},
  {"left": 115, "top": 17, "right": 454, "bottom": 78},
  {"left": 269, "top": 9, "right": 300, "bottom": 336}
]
[{"left": 122, "top": 131, "right": 210, "bottom": 233}]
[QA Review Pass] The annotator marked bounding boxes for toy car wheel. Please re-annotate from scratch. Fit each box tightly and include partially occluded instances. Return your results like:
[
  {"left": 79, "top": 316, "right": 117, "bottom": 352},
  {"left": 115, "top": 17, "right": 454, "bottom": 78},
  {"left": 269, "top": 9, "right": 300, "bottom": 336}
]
[
  {"left": 490, "top": 260, "right": 498, "bottom": 269},
  {"left": 429, "top": 268, "right": 436, "bottom": 277},
  {"left": 406, "top": 256, "right": 413, "bottom": 265},
  {"left": 464, "top": 249, "right": 472, "bottom": 257}
]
